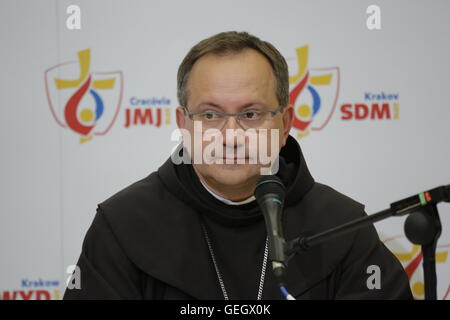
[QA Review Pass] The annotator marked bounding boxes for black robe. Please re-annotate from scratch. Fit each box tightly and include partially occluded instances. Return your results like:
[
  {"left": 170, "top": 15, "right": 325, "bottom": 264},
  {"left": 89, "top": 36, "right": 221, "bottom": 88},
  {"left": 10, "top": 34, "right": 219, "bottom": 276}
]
[{"left": 63, "top": 135, "right": 413, "bottom": 300}]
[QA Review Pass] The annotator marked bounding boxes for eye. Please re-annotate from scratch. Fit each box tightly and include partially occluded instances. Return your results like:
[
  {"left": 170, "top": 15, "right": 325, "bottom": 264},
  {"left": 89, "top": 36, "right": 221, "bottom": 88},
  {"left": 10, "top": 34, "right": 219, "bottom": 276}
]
[
  {"left": 204, "top": 112, "right": 217, "bottom": 120},
  {"left": 243, "top": 111, "right": 259, "bottom": 120}
]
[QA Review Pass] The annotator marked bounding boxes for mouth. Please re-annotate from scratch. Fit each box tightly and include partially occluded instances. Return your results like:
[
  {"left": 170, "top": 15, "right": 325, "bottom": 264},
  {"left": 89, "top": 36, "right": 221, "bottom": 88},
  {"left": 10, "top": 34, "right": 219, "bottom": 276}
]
[{"left": 221, "top": 157, "right": 250, "bottom": 163}]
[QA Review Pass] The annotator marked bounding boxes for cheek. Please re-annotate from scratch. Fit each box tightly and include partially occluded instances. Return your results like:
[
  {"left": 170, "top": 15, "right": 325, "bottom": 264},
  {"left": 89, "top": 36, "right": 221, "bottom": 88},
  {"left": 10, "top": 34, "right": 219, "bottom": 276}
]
[
  {"left": 257, "top": 127, "right": 283, "bottom": 154},
  {"left": 273, "top": 119, "right": 288, "bottom": 148}
]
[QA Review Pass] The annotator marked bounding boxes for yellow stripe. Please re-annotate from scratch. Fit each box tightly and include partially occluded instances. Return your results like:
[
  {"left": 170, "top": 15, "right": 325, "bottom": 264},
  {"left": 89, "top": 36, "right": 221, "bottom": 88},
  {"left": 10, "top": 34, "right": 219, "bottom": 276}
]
[
  {"left": 93, "top": 78, "right": 115, "bottom": 89},
  {"left": 54, "top": 49, "right": 90, "bottom": 89},
  {"left": 289, "top": 46, "right": 309, "bottom": 84},
  {"left": 310, "top": 74, "right": 332, "bottom": 85}
]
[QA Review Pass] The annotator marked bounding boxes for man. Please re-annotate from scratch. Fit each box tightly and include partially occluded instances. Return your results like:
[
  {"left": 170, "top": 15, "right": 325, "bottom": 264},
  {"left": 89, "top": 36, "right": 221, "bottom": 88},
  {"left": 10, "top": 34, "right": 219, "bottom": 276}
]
[{"left": 64, "top": 31, "right": 413, "bottom": 300}]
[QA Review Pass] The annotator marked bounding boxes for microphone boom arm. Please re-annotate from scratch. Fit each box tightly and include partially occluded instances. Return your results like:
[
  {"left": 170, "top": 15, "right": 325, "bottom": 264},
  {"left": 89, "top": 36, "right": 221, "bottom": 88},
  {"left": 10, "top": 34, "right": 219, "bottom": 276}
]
[
  {"left": 285, "top": 208, "right": 394, "bottom": 257},
  {"left": 284, "top": 184, "right": 449, "bottom": 300}
]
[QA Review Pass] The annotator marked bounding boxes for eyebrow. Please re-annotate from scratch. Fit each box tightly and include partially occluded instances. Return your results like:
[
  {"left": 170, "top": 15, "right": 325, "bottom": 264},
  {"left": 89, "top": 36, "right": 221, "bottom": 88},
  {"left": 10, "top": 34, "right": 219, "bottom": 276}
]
[{"left": 195, "top": 102, "right": 267, "bottom": 111}]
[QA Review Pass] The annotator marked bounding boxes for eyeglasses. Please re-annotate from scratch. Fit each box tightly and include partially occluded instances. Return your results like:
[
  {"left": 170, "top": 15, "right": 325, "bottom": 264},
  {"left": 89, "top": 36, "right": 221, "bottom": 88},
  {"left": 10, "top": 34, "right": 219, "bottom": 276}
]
[{"left": 182, "top": 105, "right": 283, "bottom": 130}]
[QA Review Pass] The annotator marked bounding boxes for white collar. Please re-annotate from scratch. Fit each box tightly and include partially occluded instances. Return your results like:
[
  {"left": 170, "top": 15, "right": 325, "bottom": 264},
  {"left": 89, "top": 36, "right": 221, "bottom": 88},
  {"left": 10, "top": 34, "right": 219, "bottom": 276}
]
[{"left": 199, "top": 179, "right": 256, "bottom": 205}]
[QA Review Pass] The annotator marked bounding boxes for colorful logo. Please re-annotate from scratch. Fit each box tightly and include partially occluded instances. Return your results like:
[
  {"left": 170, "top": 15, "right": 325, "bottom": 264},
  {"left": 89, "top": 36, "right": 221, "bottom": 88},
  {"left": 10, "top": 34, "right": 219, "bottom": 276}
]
[
  {"left": 383, "top": 235, "right": 450, "bottom": 300},
  {"left": 45, "top": 49, "right": 123, "bottom": 143},
  {"left": 1, "top": 278, "right": 61, "bottom": 300},
  {"left": 288, "top": 46, "right": 340, "bottom": 139}
]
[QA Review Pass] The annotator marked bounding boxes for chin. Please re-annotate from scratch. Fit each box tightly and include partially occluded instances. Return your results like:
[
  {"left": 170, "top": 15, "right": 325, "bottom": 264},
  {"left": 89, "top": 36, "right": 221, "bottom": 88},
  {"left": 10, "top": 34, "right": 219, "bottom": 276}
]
[{"left": 207, "top": 164, "right": 260, "bottom": 186}]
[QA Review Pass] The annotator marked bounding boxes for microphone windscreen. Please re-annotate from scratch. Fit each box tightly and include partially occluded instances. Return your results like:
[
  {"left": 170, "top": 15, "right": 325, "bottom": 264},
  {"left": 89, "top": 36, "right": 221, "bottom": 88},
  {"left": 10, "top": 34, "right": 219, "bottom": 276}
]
[
  {"left": 444, "top": 185, "right": 450, "bottom": 203},
  {"left": 254, "top": 175, "right": 286, "bottom": 202}
]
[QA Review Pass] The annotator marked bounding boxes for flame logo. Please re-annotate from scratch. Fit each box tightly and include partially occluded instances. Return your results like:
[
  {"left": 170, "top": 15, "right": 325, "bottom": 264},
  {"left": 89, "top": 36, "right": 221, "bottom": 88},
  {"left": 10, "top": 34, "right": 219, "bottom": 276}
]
[
  {"left": 45, "top": 49, "right": 123, "bottom": 143},
  {"left": 288, "top": 46, "right": 340, "bottom": 139}
]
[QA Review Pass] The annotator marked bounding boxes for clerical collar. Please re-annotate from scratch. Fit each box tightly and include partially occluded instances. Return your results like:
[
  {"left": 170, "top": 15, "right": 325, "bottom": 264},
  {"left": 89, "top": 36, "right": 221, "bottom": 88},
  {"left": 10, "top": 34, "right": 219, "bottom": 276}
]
[{"left": 198, "top": 178, "right": 256, "bottom": 205}]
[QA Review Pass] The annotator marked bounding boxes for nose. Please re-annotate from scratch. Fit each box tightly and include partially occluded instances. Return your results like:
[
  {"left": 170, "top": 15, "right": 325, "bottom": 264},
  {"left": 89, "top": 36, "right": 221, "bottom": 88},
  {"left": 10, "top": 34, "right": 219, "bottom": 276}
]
[
  {"left": 221, "top": 115, "right": 241, "bottom": 132},
  {"left": 222, "top": 116, "right": 246, "bottom": 151}
]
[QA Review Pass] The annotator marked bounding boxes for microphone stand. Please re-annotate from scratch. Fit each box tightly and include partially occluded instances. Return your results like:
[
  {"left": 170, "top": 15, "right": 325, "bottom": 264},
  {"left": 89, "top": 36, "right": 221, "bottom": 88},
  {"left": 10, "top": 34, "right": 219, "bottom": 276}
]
[{"left": 283, "top": 185, "right": 448, "bottom": 300}]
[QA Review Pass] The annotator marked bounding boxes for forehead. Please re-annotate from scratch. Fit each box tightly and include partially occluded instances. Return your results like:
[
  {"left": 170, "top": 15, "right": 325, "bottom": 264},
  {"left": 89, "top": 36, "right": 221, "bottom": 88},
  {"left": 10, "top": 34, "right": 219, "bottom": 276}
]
[{"left": 187, "top": 48, "right": 277, "bottom": 109}]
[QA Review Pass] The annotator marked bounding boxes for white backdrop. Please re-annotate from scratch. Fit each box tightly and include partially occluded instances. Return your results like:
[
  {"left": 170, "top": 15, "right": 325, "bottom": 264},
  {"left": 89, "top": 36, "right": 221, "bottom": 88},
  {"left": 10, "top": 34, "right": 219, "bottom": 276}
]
[{"left": 0, "top": 0, "right": 449, "bottom": 300}]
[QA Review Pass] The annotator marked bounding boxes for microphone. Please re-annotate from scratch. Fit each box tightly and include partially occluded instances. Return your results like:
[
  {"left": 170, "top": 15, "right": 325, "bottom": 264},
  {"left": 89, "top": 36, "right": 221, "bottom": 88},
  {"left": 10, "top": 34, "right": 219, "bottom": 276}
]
[
  {"left": 390, "top": 185, "right": 450, "bottom": 215},
  {"left": 285, "top": 184, "right": 450, "bottom": 256},
  {"left": 254, "top": 175, "right": 286, "bottom": 281}
]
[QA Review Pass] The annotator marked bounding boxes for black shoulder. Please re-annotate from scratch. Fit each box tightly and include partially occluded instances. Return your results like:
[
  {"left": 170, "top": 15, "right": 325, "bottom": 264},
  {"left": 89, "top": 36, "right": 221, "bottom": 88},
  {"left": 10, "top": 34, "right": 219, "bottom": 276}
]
[
  {"left": 98, "top": 171, "right": 164, "bottom": 217},
  {"left": 291, "top": 182, "right": 367, "bottom": 235},
  {"left": 311, "top": 182, "right": 366, "bottom": 215}
]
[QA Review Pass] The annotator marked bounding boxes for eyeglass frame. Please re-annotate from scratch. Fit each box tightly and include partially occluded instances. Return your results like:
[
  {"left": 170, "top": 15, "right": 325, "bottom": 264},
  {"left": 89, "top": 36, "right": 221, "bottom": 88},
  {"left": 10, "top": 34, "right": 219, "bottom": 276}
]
[{"left": 181, "top": 105, "right": 285, "bottom": 130}]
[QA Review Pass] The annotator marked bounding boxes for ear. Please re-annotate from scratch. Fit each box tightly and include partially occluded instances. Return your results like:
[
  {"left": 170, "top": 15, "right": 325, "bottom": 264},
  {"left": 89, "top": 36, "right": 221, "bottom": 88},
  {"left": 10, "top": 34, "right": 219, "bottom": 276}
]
[
  {"left": 176, "top": 107, "right": 186, "bottom": 129},
  {"left": 281, "top": 104, "right": 294, "bottom": 147}
]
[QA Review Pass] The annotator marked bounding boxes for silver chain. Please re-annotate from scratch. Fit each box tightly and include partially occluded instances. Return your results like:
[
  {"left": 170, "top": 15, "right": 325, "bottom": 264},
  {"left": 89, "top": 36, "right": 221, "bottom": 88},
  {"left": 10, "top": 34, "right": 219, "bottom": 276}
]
[{"left": 201, "top": 221, "right": 269, "bottom": 300}]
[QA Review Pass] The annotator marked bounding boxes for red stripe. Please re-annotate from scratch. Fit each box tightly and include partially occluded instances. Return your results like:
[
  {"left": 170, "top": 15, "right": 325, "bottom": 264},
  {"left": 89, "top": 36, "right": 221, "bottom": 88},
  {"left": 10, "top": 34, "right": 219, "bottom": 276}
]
[
  {"left": 64, "top": 76, "right": 94, "bottom": 136},
  {"left": 290, "top": 72, "right": 310, "bottom": 131}
]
